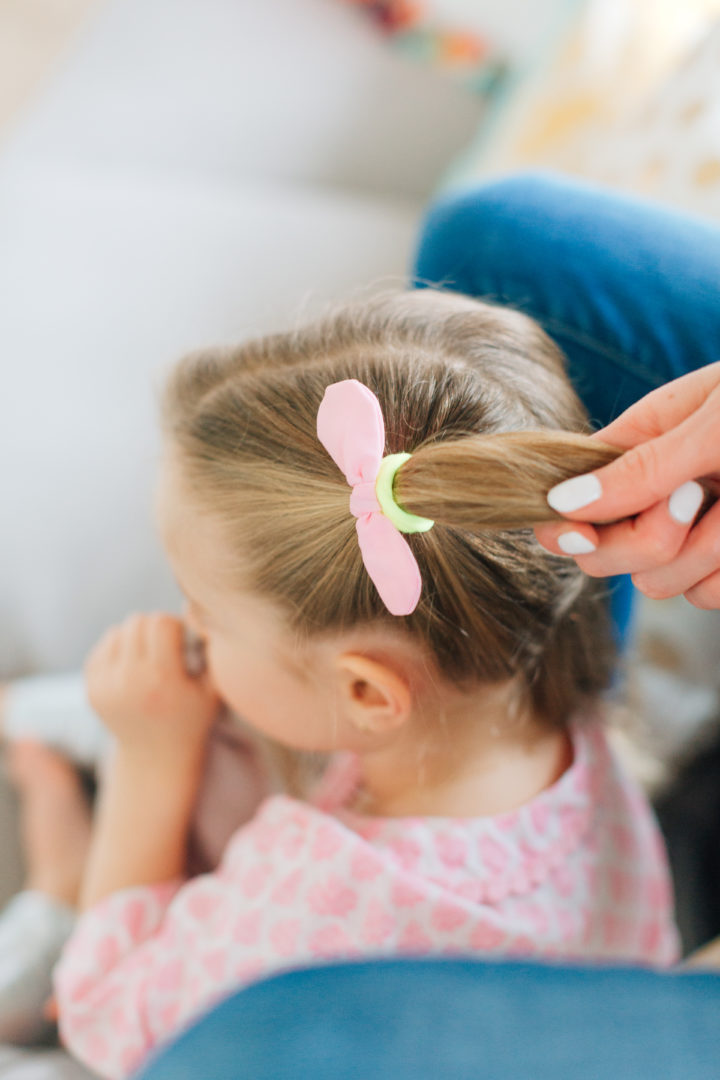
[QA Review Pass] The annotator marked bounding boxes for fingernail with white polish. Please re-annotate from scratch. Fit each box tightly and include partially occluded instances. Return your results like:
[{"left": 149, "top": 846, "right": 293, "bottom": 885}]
[
  {"left": 547, "top": 474, "right": 602, "bottom": 514},
  {"left": 557, "top": 531, "right": 597, "bottom": 555},
  {"left": 668, "top": 480, "right": 704, "bottom": 524}
]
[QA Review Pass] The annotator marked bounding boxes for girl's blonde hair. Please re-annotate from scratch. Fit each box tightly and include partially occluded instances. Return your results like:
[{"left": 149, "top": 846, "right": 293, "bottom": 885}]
[{"left": 161, "top": 290, "right": 621, "bottom": 728}]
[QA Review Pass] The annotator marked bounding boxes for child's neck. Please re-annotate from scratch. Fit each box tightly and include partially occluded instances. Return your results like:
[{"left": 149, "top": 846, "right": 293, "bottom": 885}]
[{"left": 350, "top": 687, "right": 573, "bottom": 819}]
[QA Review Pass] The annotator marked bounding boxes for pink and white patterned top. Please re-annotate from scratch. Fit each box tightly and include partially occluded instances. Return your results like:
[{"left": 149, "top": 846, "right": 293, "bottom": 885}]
[{"left": 54, "top": 722, "right": 679, "bottom": 1079}]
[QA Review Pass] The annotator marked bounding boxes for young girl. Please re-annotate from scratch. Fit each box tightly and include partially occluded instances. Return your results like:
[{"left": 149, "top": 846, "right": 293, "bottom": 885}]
[{"left": 44, "top": 290, "right": 676, "bottom": 1076}]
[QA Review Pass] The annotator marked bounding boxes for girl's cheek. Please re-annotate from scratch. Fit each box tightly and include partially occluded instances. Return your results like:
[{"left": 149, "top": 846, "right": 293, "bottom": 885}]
[{"left": 203, "top": 639, "right": 237, "bottom": 694}]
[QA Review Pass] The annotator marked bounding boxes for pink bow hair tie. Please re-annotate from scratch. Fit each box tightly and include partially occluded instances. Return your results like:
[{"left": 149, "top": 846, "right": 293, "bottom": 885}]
[{"left": 317, "top": 379, "right": 434, "bottom": 616}]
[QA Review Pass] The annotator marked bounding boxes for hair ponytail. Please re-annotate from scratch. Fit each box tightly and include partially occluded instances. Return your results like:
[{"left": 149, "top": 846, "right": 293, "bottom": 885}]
[{"left": 397, "top": 430, "right": 621, "bottom": 531}]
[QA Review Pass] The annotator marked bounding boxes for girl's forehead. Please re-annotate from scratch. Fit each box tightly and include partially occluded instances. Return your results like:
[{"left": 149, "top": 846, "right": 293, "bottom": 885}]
[
  {"left": 159, "top": 515, "right": 233, "bottom": 616},
  {"left": 154, "top": 451, "right": 289, "bottom": 629},
  {"left": 154, "top": 456, "right": 252, "bottom": 602},
  {"left": 155, "top": 461, "right": 214, "bottom": 572}
]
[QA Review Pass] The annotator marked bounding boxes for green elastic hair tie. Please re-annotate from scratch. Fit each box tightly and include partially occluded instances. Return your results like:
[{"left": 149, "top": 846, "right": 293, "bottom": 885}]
[{"left": 375, "top": 453, "right": 434, "bottom": 535}]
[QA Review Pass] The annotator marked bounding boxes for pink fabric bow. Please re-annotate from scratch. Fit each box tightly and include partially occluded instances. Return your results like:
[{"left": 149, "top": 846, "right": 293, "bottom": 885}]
[{"left": 317, "top": 379, "right": 423, "bottom": 616}]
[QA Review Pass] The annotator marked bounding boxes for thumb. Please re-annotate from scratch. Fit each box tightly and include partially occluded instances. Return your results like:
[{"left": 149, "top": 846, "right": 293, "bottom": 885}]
[{"left": 547, "top": 408, "right": 720, "bottom": 522}]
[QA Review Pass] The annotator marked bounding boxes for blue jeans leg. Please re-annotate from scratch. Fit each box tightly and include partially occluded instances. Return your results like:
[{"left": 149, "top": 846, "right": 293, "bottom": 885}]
[
  {"left": 139, "top": 957, "right": 720, "bottom": 1080},
  {"left": 412, "top": 172, "right": 720, "bottom": 646}
]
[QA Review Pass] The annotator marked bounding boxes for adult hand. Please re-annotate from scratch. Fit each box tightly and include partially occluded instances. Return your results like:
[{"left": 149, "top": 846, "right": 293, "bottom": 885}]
[{"left": 535, "top": 363, "right": 720, "bottom": 609}]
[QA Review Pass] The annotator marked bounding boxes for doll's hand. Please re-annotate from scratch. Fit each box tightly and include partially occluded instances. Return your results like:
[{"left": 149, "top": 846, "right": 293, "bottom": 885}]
[{"left": 84, "top": 613, "right": 220, "bottom": 757}]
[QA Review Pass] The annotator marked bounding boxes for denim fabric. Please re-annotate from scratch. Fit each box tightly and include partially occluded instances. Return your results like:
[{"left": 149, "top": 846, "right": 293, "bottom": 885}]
[
  {"left": 411, "top": 173, "right": 720, "bottom": 645},
  {"left": 138, "top": 957, "right": 720, "bottom": 1080}
]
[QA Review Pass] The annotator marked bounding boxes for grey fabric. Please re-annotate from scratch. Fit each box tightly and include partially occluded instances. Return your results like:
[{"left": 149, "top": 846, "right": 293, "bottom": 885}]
[
  {"left": 0, "top": 760, "right": 22, "bottom": 909},
  {"left": 0, "top": 893, "right": 75, "bottom": 1047},
  {"left": 0, "top": 1047, "right": 94, "bottom": 1080}
]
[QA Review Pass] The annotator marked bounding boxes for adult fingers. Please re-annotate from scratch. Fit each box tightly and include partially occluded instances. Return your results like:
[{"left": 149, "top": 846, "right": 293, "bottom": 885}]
[
  {"left": 594, "top": 361, "right": 720, "bottom": 450},
  {"left": 546, "top": 365, "right": 720, "bottom": 523},
  {"left": 549, "top": 490, "right": 700, "bottom": 578},
  {"left": 536, "top": 485, "right": 705, "bottom": 570},
  {"left": 632, "top": 499, "right": 720, "bottom": 600},
  {"left": 547, "top": 408, "right": 719, "bottom": 523},
  {"left": 685, "top": 567, "right": 720, "bottom": 610},
  {"left": 534, "top": 521, "right": 599, "bottom": 557}
]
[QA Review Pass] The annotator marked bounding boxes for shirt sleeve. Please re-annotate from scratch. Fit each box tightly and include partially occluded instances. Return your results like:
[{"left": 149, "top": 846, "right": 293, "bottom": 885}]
[
  {"left": 53, "top": 797, "right": 371, "bottom": 1079},
  {"left": 52, "top": 812, "right": 287, "bottom": 1080},
  {"left": 54, "top": 880, "right": 183, "bottom": 1079}
]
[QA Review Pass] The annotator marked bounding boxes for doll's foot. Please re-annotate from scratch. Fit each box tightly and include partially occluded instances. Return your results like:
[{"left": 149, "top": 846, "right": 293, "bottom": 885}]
[{"left": 6, "top": 740, "right": 92, "bottom": 907}]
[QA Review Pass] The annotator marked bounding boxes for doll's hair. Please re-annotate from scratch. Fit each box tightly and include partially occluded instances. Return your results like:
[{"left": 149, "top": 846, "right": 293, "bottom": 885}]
[{"left": 161, "top": 290, "right": 621, "bottom": 728}]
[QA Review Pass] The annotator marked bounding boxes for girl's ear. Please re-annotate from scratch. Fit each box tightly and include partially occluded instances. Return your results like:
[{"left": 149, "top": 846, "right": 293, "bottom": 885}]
[{"left": 334, "top": 654, "right": 412, "bottom": 735}]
